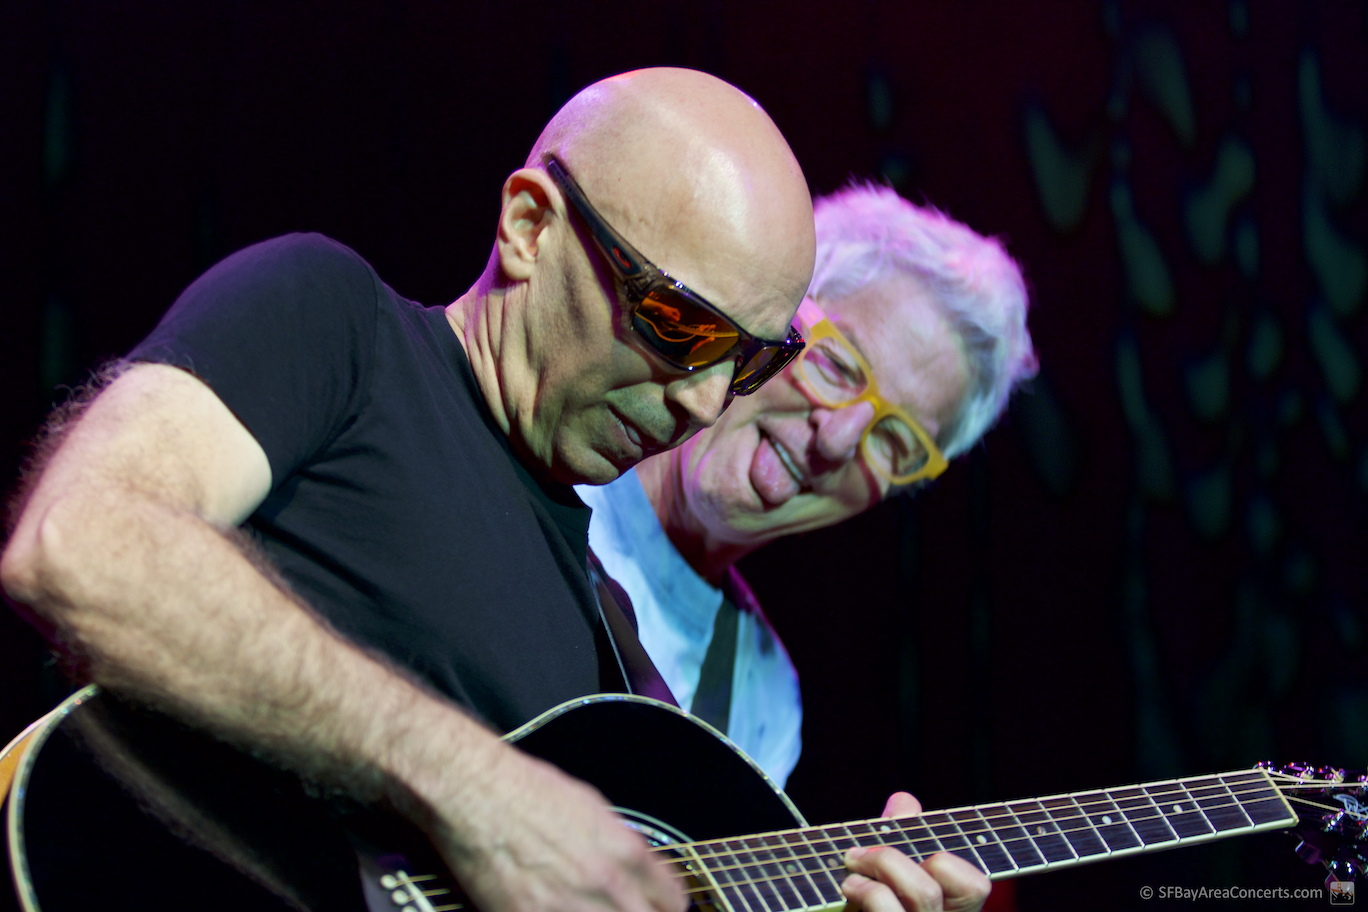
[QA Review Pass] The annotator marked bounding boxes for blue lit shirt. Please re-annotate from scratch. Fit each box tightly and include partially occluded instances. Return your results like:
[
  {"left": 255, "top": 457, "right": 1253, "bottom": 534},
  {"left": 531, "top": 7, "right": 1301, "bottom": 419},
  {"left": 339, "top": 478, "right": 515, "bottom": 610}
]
[{"left": 577, "top": 469, "right": 802, "bottom": 787}]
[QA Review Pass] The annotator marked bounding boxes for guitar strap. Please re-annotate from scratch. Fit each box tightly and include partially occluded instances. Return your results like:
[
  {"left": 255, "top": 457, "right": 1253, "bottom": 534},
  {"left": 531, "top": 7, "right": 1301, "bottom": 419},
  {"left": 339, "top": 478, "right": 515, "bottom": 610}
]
[
  {"left": 690, "top": 570, "right": 741, "bottom": 735},
  {"left": 586, "top": 549, "right": 679, "bottom": 707}
]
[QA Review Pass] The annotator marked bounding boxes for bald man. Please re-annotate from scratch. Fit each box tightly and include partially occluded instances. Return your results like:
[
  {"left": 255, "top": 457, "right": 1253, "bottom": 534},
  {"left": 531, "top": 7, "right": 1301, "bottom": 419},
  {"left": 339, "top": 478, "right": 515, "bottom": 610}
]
[
  {"left": 4, "top": 70, "right": 988, "bottom": 912},
  {"left": 3, "top": 68, "right": 809, "bottom": 909}
]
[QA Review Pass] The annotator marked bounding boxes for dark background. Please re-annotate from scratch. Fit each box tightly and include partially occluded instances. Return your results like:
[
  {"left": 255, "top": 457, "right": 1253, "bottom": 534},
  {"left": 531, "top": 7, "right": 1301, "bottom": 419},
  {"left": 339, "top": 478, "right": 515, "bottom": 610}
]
[{"left": 3, "top": 2, "right": 1366, "bottom": 910}]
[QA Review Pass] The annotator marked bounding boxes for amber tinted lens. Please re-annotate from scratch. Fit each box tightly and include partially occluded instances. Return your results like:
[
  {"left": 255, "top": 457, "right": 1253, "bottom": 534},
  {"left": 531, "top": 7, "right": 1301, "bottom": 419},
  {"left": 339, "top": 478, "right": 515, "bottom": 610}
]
[
  {"left": 632, "top": 289, "right": 741, "bottom": 368},
  {"left": 863, "top": 414, "right": 930, "bottom": 481},
  {"left": 796, "top": 336, "right": 869, "bottom": 405},
  {"left": 733, "top": 346, "right": 779, "bottom": 387}
]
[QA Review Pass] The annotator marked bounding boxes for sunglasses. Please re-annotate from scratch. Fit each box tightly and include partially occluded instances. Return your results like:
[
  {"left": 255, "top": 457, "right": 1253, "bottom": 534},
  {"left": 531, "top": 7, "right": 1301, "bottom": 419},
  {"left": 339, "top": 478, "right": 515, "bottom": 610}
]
[{"left": 543, "top": 155, "right": 804, "bottom": 396}]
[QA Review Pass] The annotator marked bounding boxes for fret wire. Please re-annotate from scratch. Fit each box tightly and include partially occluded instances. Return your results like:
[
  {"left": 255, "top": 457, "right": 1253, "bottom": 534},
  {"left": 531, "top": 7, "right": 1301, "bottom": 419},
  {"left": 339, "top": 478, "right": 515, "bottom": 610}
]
[
  {"left": 671, "top": 843, "right": 733, "bottom": 912},
  {"left": 672, "top": 770, "right": 1295, "bottom": 860},
  {"left": 1069, "top": 794, "right": 1112, "bottom": 854},
  {"left": 738, "top": 836, "right": 790, "bottom": 912},
  {"left": 665, "top": 778, "right": 1310, "bottom": 904},
  {"left": 924, "top": 810, "right": 989, "bottom": 872},
  {"left": 1008, "top": 799, "right": 1078, "bottom": 865},
  {"left": 1146, "top": 780, "right": 1216, "bottom": 839},
  {"left": 988, "top": 807, "right": 1034, "bottom": 871},
  {"left": 782, "top": 828, "right": 845, "bottom": 904},
  {"left": 824, "top": 823, "right": 862, "bottom": 857},
  {"left": 1187, "top": 773, "right": 1255, "bottom": 831},
  {"left": 1113, "top": 786, "right": 1177, "bottom": 847},
  {"left": 669, "top": 804, "right": 1307, "bottom": 900},
  {"left": 745, "top": 834, "right": 810, "bottom": 911},
  {"left": 765, "top": 832, "right": 827, "bottom": 908},
  {"left": 1110, "top": 791, "right": 1146, "bottom": 849},
  {"left": 667, "top": 798, "right": 1307, "bottom": 896},
  {"left": 662, "top": 787, "right": 1324, "bottom": 896},
  {"left": 1075, "top": 790, "right": 1143, "bottom": 852},
  {"left": 899, "top": 814, "right": 944, "bottom": 863},
  {"left": 812, "top": 822, "right": 859, "bottom": 876},
  {"left": 659, "top": 772, "right": 1305, "bottom": 893},
  {"left": 1217, "top": 775, "right": 1261, "bottom": 828},
  {"left": 716, "top": 837, "right": 771, "bottom": 912},
  {"left": 1179, "top": 779, "right": 1223, "bottom": 836},
  {"left": 668, "top": 806, "right": 1233, "bottom": 884},
  {"left": 957, "top": 807, "right": 1018, "bottom": 875},
  {"left": 667, "top": 793, "right": 1286, "bottom": 885},
  {"left": 847, "top": 818, "right": 900, "bottom": 850},
  {"left": 996, "top": 802, "right": 1048, "bottom": 869},
  {"left": 1226, "top": 772, "right": 1308, "bottom": 826}
]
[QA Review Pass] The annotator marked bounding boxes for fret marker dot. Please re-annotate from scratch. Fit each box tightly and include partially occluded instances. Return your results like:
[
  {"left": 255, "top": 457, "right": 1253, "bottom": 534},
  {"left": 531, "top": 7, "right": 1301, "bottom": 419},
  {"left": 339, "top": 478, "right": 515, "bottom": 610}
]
[
  {"left": 880, "top": 824, "right": 892, "bottom": 833},
  {"left": 829, "top": 858, "right": 842, "bottom": 868},
  {"left": 1102, "top": 815, "right": 1112, "bottom": 824},
  {"left": 1036, "top": 826, "right": 1046, "bottom": 836},
  {"left": 785, "top": 863, "right": 798, "bottom": 874},
  {"left": 976, "top": 835, "right": 987, "bottom": 845},
  {"left": 1173, "top": 804, "right": 1182, "bottom": 814}
]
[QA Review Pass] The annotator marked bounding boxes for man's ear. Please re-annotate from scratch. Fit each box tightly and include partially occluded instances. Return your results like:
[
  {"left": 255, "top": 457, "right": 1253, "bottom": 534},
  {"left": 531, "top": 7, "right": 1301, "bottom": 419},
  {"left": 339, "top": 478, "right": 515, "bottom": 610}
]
[{"left": 496, "top": 168, "right": 560, "bottom": 282}]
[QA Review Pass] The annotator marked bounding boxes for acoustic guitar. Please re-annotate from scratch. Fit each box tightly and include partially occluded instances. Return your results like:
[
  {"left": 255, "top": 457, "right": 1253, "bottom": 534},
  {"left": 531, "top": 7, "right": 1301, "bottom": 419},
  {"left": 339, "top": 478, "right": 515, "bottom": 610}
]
[{"left": 6, "top": 685, "right": 1366, "bottom": 911}]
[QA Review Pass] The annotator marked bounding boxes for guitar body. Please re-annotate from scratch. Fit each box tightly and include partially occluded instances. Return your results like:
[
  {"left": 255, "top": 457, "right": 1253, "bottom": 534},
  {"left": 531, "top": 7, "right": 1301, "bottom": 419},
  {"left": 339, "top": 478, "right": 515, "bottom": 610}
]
[
  {"left": 6, "top": 687, "right": 803, "bottom": 912},
  {"left": 9, "top": 686, "right": 1364, "bottom": 912}
]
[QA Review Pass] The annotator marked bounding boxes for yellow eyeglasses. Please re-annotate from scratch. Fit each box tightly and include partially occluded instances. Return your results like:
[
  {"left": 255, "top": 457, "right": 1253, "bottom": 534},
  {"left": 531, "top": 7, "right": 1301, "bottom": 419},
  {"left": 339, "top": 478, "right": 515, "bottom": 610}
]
[{"left": 793, "top": 299, "right": 949, "bottom": 486}]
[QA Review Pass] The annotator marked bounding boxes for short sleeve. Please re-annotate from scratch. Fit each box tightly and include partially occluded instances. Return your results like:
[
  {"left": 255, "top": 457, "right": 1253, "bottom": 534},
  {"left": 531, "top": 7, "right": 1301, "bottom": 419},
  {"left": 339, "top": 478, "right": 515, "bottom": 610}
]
[{"left": 130, "top": 233, "right": 379, "bottom": 485}]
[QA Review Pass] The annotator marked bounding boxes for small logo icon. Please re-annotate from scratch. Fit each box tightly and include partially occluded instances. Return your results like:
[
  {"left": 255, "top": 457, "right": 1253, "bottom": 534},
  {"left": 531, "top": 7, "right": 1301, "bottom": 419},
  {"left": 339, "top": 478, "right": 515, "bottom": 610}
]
[
  {"left": 1330, "top": 880, "right": 1355, "bottom": 905},
  {"left": 1333, "top": 795, "right": 1368, "bottom": 822}
]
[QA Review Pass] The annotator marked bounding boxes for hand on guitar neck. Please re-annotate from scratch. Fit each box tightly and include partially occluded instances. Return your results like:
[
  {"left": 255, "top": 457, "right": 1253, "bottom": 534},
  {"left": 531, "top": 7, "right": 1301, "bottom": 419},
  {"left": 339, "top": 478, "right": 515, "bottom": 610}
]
[{"left": 842, "top": 792, "right": 992, "bottom": 912}]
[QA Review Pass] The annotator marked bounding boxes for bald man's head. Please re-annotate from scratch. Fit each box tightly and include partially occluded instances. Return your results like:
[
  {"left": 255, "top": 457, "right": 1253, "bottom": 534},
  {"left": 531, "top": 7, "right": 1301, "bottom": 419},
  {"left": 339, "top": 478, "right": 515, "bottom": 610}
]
[
  {"left": 530, "top": 68, "right": 815, "bottom": 340},
  {"left": 460, "top": 68, "right": 814, "bottom": 487}
]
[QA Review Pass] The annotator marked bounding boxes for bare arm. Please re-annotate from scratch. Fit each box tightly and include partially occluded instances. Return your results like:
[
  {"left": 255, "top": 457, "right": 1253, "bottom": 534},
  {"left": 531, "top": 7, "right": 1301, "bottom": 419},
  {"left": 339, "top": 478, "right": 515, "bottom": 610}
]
[{"left": 1, "top": 363, "right": 683, "bottom": 912}]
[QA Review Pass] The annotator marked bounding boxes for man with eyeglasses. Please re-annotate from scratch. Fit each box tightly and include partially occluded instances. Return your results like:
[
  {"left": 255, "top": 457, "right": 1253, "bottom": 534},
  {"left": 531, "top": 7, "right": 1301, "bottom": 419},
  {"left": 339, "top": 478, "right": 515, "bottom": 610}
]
[
  {"left": 3, "top": 68, "right": 837, "bottom": 912},
  {"left": 580, "top": 184, "right": 1037, "bottom": 831}
]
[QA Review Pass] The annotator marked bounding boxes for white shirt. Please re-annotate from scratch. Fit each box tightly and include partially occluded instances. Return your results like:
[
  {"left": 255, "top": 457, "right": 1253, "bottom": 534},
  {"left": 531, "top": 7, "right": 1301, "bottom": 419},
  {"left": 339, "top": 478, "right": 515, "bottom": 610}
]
[{"left": 577, "top": 469, "right": 802, "bottom": 786}]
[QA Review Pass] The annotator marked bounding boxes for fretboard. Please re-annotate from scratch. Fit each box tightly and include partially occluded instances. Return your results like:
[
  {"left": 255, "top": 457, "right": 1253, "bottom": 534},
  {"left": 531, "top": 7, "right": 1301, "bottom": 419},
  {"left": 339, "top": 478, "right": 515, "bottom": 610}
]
[{"left": 671, "top": 769, "right": 1296, "bottom": 912}]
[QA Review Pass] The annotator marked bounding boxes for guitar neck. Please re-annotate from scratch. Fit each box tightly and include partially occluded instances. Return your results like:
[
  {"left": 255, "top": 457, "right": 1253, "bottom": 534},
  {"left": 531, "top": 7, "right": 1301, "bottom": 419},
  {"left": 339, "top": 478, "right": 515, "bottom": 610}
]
[{"left": 673, "top": 769, "right": 1298, "bottom": 912}]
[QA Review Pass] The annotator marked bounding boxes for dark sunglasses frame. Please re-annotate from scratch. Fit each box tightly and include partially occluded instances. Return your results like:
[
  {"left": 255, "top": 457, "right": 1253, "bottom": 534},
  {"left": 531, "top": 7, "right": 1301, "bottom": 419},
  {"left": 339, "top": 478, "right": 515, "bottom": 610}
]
[{"left": 542, "top": 154, "right": 804, "bottom": 396}]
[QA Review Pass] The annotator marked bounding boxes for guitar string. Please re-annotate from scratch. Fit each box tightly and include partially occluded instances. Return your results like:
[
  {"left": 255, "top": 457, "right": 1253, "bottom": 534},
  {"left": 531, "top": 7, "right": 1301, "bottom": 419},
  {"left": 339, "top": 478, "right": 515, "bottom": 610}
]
[
  {"left": 663, "top": 775, "right": 1340, "bottom": 868},
  {"left": 661, "top": 807, "right": 1347, "bottom": 905},
  {"left": 394, "top": 780, "right": 1349, "bottom": 909},
  {"left": 662, "top": 790, "right": 1348, "bottom": 904},
  {"left": 651, "top": 778, "right": 1352, "bottom": 897},
  {"left": 674, "top": 774, "right": 1351, "bottom": 862},
  {"left": 662, "top": 785, "right": 1344, "bottom": 892},
  {"left": 657, "top": 791, "right": 1348, "bottom": 905}
]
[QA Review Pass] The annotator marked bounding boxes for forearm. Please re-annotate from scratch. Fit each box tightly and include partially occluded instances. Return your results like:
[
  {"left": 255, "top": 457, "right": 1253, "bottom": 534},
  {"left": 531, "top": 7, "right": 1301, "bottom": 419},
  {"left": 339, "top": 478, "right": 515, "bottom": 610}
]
[
  {"left": 2, "top": 484, "right": 504, "bottom": 829},
  {"left": 2, "top": 365, "right": 683, "bottom": 912}
]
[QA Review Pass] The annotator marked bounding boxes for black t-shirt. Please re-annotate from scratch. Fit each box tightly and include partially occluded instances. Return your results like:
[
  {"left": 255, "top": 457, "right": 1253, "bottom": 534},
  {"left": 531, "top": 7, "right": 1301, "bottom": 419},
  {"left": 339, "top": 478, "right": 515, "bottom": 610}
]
[{"left": 130, "top": 233, "right": 601, "bottom": 733}]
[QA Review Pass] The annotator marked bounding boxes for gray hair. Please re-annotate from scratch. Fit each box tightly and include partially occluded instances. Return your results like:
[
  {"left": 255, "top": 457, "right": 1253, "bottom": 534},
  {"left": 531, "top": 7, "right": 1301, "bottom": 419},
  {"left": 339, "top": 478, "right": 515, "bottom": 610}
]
[{"left": 809, "top": 183, "right": 1037, "bottom": 460}]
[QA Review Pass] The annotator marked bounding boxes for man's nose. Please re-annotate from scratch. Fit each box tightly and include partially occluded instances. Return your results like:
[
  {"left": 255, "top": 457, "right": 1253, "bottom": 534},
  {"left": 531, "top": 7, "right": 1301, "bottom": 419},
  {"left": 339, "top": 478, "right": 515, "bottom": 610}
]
[
  {"left": 664, "top": 362, "right": 734, "bottom": 433},
  {"left": 812, "top": 399, "right": 875, "bottom": 463}
]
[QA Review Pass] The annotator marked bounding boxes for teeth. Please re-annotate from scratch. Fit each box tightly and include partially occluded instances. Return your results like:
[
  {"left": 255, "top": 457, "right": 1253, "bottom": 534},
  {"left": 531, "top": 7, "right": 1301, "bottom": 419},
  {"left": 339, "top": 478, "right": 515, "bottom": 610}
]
[{"left": 769, "top": 435, "right": 804, "bottom": 484}]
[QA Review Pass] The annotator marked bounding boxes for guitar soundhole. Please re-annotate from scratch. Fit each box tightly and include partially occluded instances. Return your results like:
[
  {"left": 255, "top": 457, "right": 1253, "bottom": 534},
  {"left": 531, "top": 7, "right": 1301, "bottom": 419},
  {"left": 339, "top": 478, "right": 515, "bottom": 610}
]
[{"left": 616, "top": 810, "right": 726, "bottom": 912}]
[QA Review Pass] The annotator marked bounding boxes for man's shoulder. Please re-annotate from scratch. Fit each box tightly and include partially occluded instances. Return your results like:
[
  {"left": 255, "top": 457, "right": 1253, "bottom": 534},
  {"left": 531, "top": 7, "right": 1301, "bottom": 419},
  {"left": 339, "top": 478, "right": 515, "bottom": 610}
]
[{"left": 223, "top": 232, "right": 378, "bottom": 284}]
